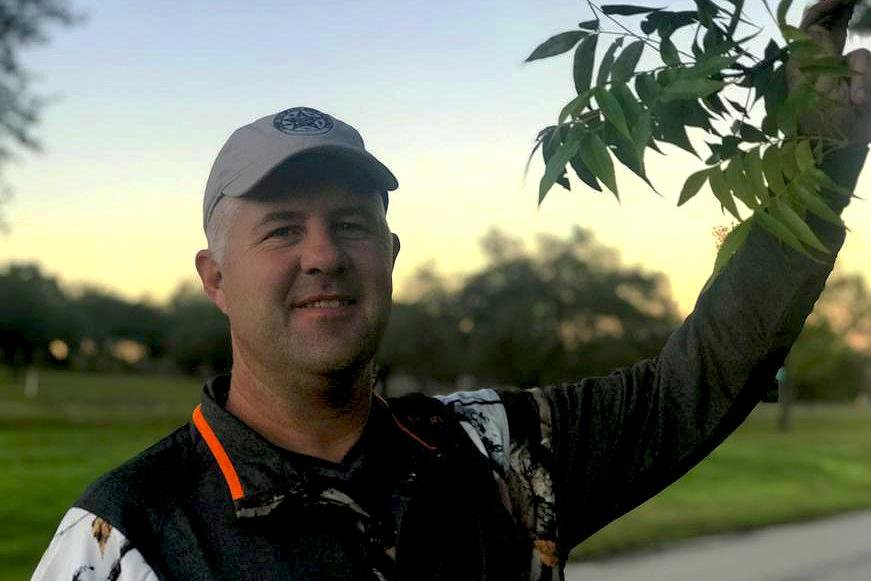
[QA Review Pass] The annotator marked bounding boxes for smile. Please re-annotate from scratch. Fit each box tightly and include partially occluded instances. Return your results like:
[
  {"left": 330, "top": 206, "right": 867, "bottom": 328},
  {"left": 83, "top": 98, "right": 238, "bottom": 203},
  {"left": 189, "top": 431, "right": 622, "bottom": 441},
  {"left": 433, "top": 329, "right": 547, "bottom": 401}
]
[{"left": 297, "top": 299, "right": 355, "bottom": 309}]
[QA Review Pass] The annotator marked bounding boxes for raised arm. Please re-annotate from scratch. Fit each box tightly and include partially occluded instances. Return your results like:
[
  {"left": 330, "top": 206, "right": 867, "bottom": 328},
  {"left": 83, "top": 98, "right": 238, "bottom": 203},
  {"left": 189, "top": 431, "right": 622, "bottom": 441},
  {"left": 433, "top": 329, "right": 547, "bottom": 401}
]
[{"left": 534, "top": 0, "right": 871, "bottom": 554}]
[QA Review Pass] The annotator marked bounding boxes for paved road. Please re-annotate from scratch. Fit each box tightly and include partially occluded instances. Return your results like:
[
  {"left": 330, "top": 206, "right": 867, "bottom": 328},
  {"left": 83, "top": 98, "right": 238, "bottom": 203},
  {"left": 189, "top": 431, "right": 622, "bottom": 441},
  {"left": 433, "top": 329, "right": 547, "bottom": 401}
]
[{"left": 565, "top": 510, "right": 871, "bottom": 581}]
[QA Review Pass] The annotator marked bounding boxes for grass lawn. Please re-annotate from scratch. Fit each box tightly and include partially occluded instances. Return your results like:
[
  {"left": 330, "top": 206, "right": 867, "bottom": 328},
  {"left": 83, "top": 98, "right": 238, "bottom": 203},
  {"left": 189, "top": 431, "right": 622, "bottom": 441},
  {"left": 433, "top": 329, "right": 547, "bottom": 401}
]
[
  {"left": 0, "top": 370, "right": 201, "bottom": 581},
  {"left": 571, "top": 404, "right": 871, "bottom": 561},
  {"left": 2, "top": 370, "right": 871, "bottom": 578}
]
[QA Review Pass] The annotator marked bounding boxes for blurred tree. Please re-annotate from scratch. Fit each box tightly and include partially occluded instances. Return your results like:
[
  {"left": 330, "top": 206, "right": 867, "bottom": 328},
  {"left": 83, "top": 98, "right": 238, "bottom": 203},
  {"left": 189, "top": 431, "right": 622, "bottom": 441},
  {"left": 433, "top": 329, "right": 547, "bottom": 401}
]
[
  {"left": 378, "top": 264, "right": 465, "bottom": 391},
  {"left": 0, "top": 263, "right": 71, "bottom": 373},
  {"left": 165, "top": 283, "right": 231, "bottom": 377},
  {"left": 457, "top": 227, "right": 679, "bottom": 386},
  {"left": 786, "top": 273, "right": 870, "bottom": 402},
  {"left": 70, "top": 286, "right": 166, "bottom": 369},
  {"left": 0, "top": 0, "right": 77, "bottom": 199},
  {"left": 379, "top": 227, "right": 680, "bottom": 390}
]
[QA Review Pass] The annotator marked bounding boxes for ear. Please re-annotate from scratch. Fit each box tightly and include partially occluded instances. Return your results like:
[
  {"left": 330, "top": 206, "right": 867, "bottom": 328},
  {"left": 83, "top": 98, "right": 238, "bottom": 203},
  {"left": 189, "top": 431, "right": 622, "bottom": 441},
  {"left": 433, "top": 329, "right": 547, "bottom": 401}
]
[
  {"left": 390, "top": 233, "right": 401, "bottom": 267},
  {"left": 195, "top": 249, "right": 228, "bottom": 314}
]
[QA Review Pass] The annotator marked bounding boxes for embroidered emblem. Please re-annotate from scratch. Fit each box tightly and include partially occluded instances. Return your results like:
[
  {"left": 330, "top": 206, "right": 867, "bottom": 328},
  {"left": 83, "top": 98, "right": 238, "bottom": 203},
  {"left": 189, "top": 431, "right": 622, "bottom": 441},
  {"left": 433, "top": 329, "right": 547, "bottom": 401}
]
[{"left": 273, "top": 107, "right": 334, "bottom": 135}]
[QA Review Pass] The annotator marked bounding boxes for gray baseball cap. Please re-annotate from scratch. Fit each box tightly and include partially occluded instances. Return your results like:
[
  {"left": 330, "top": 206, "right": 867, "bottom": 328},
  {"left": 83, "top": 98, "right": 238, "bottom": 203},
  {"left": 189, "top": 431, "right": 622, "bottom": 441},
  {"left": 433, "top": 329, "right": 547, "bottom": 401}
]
[{"left": 202, "top": 106, "right": 398, "bottom": 230}]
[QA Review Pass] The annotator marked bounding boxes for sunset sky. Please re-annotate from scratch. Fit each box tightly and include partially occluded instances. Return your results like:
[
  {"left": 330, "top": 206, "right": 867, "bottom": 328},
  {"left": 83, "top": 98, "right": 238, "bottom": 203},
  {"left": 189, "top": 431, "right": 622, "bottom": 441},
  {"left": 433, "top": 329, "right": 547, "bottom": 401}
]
[{"left": 2, "top": 0, "right": 869, "bottom": 316}]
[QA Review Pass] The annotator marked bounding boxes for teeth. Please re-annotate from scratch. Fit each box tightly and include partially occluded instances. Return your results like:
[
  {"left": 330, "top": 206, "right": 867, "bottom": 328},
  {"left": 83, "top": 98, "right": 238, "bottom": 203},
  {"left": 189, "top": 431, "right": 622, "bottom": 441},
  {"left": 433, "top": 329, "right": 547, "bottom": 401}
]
[{"left": 300, "top": 299, "right": 350, "bottom": 308}]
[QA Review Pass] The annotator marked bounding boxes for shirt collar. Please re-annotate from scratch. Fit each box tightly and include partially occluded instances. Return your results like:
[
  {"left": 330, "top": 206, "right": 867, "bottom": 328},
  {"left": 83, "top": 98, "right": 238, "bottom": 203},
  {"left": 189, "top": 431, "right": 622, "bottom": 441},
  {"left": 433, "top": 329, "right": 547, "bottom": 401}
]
[{"left": 190, "top": 374, "right": 437, "bottom": 519}]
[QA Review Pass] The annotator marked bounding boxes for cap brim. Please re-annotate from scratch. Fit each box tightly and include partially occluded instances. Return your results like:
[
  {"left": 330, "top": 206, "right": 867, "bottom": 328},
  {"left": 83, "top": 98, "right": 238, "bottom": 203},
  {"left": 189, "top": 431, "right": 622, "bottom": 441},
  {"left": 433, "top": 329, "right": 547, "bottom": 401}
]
[{"left": 223, "top": 144, "right": 398, "bottom": 199}]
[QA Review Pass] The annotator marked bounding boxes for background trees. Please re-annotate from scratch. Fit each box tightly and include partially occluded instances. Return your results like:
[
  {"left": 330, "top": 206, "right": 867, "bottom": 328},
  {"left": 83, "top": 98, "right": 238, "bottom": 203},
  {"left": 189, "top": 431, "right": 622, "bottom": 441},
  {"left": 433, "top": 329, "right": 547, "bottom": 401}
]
[
  {"left": 0, "top": 0, "right": 76, "bottom": 188},
  {"left": 0, "top": 226, "right": 866, "bottom": 401},
  {"left": 378, "top": 227, "right": 681, "bottom": 391}
]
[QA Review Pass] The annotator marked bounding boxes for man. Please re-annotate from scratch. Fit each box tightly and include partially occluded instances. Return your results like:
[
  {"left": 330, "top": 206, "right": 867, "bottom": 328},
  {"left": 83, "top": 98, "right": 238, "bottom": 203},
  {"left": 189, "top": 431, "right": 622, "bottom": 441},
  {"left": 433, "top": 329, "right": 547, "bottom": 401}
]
[{"left": 32, "top": 2, "right": 871, "bottom": 579}]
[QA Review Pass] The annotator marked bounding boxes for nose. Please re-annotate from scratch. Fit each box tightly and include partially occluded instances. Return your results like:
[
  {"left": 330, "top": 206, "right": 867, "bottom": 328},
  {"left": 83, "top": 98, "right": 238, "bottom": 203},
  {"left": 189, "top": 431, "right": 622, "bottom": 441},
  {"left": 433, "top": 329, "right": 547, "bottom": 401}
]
[{"left": 299, "top": 225, "right": 347, "bottom": 275}]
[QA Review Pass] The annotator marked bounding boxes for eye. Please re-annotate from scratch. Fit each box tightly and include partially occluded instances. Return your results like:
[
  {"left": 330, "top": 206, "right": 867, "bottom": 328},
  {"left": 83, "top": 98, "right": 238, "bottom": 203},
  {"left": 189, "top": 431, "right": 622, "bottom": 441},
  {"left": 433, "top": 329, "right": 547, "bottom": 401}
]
[
  {"left": 336, "top": 221, "right": 369, "bottom": 236},
  {"left": 264, "top": 225, "right": 299, "bottom": 240}
]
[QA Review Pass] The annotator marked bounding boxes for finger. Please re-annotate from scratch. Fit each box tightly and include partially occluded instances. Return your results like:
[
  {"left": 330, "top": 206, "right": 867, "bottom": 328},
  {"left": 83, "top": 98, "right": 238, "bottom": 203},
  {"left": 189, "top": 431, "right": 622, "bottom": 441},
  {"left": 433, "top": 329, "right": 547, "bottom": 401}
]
[
  {"left": 800, "top": 0, "right": 857, "bottom": 29},
  {"left": 847, "top": 49, "right": 871, "bottom": 105},
  {"left": 800, "top": 0, "right": 858, "bottom": 53}
]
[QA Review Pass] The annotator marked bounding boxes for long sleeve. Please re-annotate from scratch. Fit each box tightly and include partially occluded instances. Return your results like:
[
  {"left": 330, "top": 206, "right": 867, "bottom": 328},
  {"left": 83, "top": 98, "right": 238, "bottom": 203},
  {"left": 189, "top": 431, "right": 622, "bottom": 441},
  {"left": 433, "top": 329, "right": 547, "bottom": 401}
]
[
  {"left": 537, "top": 145, "right": 867, "bottom": 553},
  {"left": 31, "top": 508, "right": 158, "bottom": 581}
]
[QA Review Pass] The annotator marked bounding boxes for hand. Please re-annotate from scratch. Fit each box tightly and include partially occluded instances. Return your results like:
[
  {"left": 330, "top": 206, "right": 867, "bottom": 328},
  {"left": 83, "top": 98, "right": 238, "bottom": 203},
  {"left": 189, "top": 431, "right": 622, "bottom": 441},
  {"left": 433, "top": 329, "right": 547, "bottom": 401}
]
[{"left": 790, "top": 0, "right": 871, "bottom": 145}]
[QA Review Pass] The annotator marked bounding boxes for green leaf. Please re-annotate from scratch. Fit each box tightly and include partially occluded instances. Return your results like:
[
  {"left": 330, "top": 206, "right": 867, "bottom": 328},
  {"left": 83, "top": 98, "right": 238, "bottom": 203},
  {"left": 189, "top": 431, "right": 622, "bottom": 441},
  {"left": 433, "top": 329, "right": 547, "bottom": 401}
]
[
  {"left": 656, "top": 112, "right": 697, "bottom": 157},
  {"left": 781, "top": 25, "right": 811, "bottom": 43},
  {"left": 720, "top": 135, "right": 740, "bottom": 159},
  {"left": 781, "top": 84, "right": 818, "bottom": 136},
  {"left": 761, "top": 114, "right": 778, "bottom": 137},
  {"left": 601, "top": 5, "right": 662, "bottom": 15},
  {"left": 558, "top": 90, "right": 593, "bottom": 124},
  {"left": 763, "top": 65, "right": 788, "bottom": 121},
  {"left": 525, "top": 135, "right": 546, "bottom": 180},
  {"left": 812, "top": 169, "right": 850, "bottom": 196},
  {"left": 611, "top": 41, "right": 645, "bottom": 83},
  {"left": 779, "top": 141, "right": 799, "bottom": 181},
  {"left": 526, "top": 31, "right": 587, "bottom": 62},
  {"left": 776, "top": 0, "right": 794, "bottom": 30},
  {"left": 635, "top": 72, "right": 659, "bottom": 107},
  {"left": 678, "top": 168, "right": 710, "bottom": 206},
  {"left": 539, "top": 130, "right": 582, "bottom": 202},
  {"left": 706, "top": 220, "right": 752, "bottom": 290},
  {"left": 660, "top": 37, "right": 680, "bottom": 67},
  {"left": 694, "top": 0, "right": 719, "bottom": 28},
  {"left": 789, "top": 178, "right": 842, "bottom": 226},
  {"left": 578, "top": 19, "right": 600, "bottom": 30},
  {"left": 579, "top": 132, "right": 618, "bottom": 198},
  {"left": 703, "top": 93, "right": 728, "bottom": 118},
  {"left": 631, "top": 109, "right": 653, "bottom": 157},
  {"left": 689, "top": 55, "right": 739, "bottom": 77},
  {"left": 726, "top": 98, "right": 747, "bottom": 114},
  {"left": 597, "top": 37, "right": 624, "bottom": 86},
  {"left": 726, "top": 0, "right": 745, "bottom": 37},
  {"left": 709, "top": 166, "right": 742, "bottom": 220},
  {"left": 611, "top": 82, "right": 642, "bottom": 126},
  {"left": 595, "top": 87, "right": 632, "bottom": 140},
  {"left": 770, "top": 199, "right": 828, "bottom": 252},
  {"left": 573, "top": 35, "right": 598, "bottom": 95},
  {"left": 725, "top": 155, "right": 759, "bottom": 209},
  {"left": 738, "top": 122, "right": 767, "bottom": 143},
  {"left": 794, "top": 140, "right": 816, "bottom": 172},
  {"left": 570, "top": 152, "right": 602, "bottom": 191},
  {"left": 762, "top": 146, "right": 786, "bottom": 194},
  {"left": 660, "top": 78, "right": 723, "bottom": 101},
  {"left": 602, "top": 122, "right": 654, "bottom": 189},
  {"left": 756, "top": 209, "right": 812, "bottom": 257},
  {"left": 641, "top": 10, "right": 698, "bottom": 37},
  {"left": 743, "top": 148, "right": 768, "bottom": 199}
]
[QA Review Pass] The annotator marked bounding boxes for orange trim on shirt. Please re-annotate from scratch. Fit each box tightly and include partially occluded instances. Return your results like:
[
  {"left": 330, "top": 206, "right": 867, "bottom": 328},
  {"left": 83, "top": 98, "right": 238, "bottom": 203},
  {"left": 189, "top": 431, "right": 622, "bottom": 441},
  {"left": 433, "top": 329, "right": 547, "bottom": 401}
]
[
  {"left": 374, "top": 393, "right": 438, "bottom": 452},
  {"left": 192, "top": 404, "right": 244, "bottom": 501}
]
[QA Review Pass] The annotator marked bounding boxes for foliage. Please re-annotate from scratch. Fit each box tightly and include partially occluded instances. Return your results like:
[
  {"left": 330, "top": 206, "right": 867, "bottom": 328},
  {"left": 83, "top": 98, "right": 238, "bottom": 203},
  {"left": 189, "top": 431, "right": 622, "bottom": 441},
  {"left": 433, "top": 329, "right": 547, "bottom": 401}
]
[
  {"left": 0, "top": 1, "right": 76, "bottom": 180},
  {"left": 164, "top": 283, "right": 232, "bottom": 376},
  {"left": 0, "top": 264, "right": 71, "bottom": 370},
  {"left": 528, "top": 0, "right": 861, "bottom": 285},
  {"left": 378, "top": 227, "right": 680, "bottom": 389},
  {"left": 0, "top": 264, "right": 230, "bottom": 376},
  {"left": 786, "top": 272, "right": 870, "bottom": 401}
]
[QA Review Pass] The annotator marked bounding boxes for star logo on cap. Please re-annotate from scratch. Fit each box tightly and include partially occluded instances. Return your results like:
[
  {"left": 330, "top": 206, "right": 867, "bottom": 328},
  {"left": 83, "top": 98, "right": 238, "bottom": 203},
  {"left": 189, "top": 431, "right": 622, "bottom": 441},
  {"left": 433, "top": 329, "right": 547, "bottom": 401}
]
[{"left": 273, "top": 107, "right": 335, "bottom": 135}]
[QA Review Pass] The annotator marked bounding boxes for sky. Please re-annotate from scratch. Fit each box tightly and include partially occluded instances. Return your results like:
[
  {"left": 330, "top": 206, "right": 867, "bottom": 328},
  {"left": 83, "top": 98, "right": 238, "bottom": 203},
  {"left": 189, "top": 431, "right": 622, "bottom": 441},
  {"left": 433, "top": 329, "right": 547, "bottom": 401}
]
[{"left": 1, "top": 0, "right": 869, "bottom": 316}]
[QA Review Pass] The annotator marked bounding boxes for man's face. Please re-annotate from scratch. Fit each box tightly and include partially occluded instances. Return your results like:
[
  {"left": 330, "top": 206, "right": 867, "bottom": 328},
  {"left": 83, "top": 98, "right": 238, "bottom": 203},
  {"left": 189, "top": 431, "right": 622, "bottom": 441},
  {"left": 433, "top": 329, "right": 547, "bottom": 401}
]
[{"left": 209, "top": 180, "right": 399, "bottom": 378}]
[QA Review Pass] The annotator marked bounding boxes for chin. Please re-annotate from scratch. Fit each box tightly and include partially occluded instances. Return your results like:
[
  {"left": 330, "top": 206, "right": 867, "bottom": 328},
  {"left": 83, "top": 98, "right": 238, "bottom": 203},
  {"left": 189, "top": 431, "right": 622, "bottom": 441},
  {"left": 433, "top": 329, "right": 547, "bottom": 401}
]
[{"left": 294, "top": 346, "right": 374, "bottom": 377}]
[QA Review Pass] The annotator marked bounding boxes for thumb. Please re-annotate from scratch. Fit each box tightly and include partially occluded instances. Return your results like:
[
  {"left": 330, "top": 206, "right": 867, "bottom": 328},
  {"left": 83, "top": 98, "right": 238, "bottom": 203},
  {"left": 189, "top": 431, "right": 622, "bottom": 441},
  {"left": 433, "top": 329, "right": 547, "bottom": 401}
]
[{"left": 799, "top": 0, "right": 858, "bottom": 54}]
